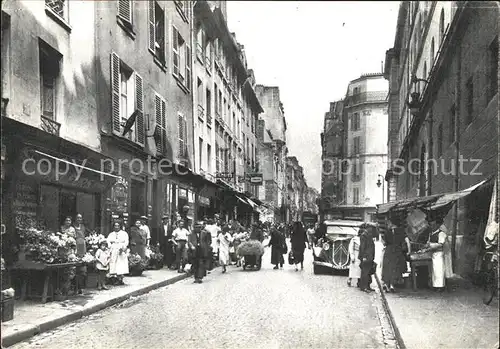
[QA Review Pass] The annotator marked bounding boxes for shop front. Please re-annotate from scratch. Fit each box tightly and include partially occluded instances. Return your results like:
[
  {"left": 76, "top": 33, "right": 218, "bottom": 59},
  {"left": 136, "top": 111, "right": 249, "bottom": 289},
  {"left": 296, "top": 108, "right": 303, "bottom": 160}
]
[{"left": 376, "top": 176, "right": 495, "bottom": 291}]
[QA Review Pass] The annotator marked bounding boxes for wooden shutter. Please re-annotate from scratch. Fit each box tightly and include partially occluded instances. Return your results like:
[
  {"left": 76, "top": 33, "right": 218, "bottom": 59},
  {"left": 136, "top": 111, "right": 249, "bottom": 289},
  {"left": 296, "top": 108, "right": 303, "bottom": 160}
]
[
  {"left": 135, "top": 72, "right": 145, "bottom": 146},
  {"left": 148, "top": 1, "right": 155, "bottom": 52},
  {"left": 178, "top": 114, "right": 184, "bottom": 159},
  {"left": 118, "top": 0, "right": 132, "bottom": 23},
  {"left": 154, "top": 93, "right": 167, "bottom": 154},
  {"left": 110, "top": 52, "right": 121, "bottom": 135},
  {"left": 186, "top": 45, "right": 191, "bottom": 90},
  {"left": 172, "top": 27, "right": 179, "bottom": 76}
]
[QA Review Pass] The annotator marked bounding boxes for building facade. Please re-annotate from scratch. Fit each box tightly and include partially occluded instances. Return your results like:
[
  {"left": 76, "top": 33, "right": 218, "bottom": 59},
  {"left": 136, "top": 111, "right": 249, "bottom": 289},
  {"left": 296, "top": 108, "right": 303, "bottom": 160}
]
[
  {"left": 384, "top": 1, "right": 498, "bottom": 276},
  {"left": 255, "top": 85, "right": 288, "bottom": 222},
  {"left": 320, "top": 101, "right": 345, "bottom": 220},
  {"left": 1, "top": 0, "right": 269, "bottom": 265},
  {"left": 320, "top": 74, "right": 388, "bottom": 222}
]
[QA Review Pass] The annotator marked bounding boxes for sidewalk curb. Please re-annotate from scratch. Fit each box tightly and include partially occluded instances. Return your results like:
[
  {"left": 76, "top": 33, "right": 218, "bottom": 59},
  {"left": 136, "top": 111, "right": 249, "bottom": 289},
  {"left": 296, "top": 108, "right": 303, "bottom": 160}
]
[
  {"left": 1, "top": 272, "right": 192, "bottom": 348},
  {"left": 374, "top": 274, "right": 406, "bottom": 349}
]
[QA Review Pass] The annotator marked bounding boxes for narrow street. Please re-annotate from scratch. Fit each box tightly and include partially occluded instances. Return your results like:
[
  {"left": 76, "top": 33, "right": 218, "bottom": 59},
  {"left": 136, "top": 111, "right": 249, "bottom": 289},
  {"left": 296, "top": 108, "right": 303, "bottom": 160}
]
[{"left": 12, "top": 245, "right": 393, "bottom": 349}]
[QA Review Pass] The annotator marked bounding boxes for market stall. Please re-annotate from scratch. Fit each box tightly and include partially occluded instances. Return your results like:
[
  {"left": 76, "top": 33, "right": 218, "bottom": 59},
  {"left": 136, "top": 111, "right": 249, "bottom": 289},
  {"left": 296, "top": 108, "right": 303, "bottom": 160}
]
[{"left": 376, "top": 177, "right": 495, "bottom": 291}]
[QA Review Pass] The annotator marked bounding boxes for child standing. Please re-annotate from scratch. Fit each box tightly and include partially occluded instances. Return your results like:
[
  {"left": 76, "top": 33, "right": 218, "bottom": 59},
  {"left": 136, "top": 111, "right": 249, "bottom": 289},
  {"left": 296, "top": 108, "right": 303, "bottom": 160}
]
[{"left": 95, "top": 240, "right": 110, "bottom": 290}]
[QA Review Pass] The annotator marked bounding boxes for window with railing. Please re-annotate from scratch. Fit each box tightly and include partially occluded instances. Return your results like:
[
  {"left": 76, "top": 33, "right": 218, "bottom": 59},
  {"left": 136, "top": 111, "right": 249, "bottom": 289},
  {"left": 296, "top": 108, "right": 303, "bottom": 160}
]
[
  {"left": 348, "top": 91, "right": 387, "bottom": 106},
  {"left": 39, "top": 41, "right": 62, "bottom": 136},
  {"left": 206, "top": 88, "right": 212, "bottom": 127},
  {"left": 45, "top": 0, "right": 68, "bottom": 21}
]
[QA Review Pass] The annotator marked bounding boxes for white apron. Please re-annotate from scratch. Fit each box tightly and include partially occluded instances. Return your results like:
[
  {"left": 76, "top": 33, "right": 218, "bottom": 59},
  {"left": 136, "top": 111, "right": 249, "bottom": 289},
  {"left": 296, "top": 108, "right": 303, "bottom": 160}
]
[
  {"left": 431, "top": 230, "right": 447, "bottom": 288},
  {"left": 107, "top": 230, "right": 129, "bottom": 276}
]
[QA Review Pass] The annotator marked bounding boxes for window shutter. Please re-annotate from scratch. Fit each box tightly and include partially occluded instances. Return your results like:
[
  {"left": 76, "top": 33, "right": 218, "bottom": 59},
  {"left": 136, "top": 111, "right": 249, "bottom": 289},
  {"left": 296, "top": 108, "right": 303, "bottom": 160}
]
[
  {"left": 148, "top": 1, "right": 155, "bottom": 52},
  {"left": 161, "top": 99, "right": 167, "bottom": 154},
  {"left": 118, "top": 0, "right": 132, "bottom": 23},
  {"left": 154, "top": 94, "right": 162, "bottom": 152},
  {"left": 110, "top": 52, "right": 121, "bottom": 135},
  {"left": 186, "top": 45, "right": 191, "bottom": 90},
  {"left": 178, "top": 114, "right": 184, "bottom": 159},
  {"left": 183, "top": 116, "right": 188, "bottom": 159},
  {"left": 135, "top": 72, "right": 145, "bottom": 146},
  {"left": 172, "top": 27, "right": 179, "bottom": 76}
]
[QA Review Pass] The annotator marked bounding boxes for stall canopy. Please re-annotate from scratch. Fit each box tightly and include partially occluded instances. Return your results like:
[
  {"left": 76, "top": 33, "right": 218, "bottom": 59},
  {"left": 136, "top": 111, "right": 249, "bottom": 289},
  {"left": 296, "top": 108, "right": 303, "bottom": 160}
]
[{"left": 377, "top": 176, "right": 494, "bottom": 215}]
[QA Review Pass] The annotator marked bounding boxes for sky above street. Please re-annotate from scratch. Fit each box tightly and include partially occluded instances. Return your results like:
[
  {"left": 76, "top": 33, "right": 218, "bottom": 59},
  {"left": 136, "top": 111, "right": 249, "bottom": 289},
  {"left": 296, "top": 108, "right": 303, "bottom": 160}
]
[{"left": 227, "top": 1, "right": 400, "bottom": 190}]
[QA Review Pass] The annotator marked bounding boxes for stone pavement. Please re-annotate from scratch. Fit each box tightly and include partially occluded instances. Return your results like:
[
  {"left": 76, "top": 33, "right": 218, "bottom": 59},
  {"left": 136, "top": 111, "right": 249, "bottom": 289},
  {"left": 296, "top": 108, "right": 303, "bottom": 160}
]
[
  {"left": 9, "top": 247, "right": 397, "bottom": 349},
  {"left": 379, "top": 278, "right": 499, "bottom": 349},
  {"left": 1, "top": 268, "right": 191, "bottom": 347}
]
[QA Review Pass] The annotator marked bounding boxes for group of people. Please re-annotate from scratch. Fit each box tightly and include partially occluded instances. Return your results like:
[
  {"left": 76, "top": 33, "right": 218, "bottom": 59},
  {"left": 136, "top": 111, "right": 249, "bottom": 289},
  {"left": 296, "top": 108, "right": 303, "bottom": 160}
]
[
  {"left": 347, "top": 217, "right": 453, "bottom": 293},
  {"left": 268, "top": 221, "right": 311, "bottom": 271}
]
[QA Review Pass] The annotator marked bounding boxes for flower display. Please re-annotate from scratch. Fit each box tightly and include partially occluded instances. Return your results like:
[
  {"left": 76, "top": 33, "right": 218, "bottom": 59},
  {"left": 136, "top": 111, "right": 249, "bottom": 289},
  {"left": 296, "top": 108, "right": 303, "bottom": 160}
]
[
  {"left": 18, "top": 228, "right": 79, "bottom": 264},
  {"left": 128, "top": 253, "right": 149, "bottom": 271},
  {"left": 82, "top": 252, "right": 96, "bottom": 264},
  {"left": 237, "top": 240, "right": 265, "bottom": 256},
  {"left": 1, "top": 288, "right": 15, "bottom": 298},
  {"left": 85, "top": 231, "right": 107, "bottom": 254}
]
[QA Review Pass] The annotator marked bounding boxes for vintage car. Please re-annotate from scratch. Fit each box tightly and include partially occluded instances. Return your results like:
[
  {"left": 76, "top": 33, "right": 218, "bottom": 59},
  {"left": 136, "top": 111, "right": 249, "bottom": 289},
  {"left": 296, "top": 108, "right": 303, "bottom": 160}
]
[{"left": 312, "top": 220, "right": 366, "bottom": 274}]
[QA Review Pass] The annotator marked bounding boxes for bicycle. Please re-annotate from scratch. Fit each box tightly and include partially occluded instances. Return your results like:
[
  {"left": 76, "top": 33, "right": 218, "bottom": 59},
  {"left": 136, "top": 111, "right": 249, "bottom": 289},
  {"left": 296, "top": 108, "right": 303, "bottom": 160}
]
[{"left": 482, "top": 249, "right": 498, "bottom": 305}]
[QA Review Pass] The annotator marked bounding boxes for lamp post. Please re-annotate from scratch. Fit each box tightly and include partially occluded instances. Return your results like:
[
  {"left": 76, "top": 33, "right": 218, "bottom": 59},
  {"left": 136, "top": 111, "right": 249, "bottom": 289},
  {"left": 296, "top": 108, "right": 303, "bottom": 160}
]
[{"left": 376, "top": 174, "right": 385, "bottom": 204}]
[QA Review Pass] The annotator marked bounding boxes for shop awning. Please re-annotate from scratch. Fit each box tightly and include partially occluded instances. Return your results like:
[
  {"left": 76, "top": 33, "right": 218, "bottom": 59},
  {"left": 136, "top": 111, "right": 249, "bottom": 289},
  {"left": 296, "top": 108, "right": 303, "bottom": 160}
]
[
  {"left": 245, "top": 197, "right": 258, "bottom": 209},
  {"left": 429, "top": 178, "right": 492, "bottom": 210},
  {"left": 377, "top": 177, "right": 493, "bottom": 215},
  {"left": 235, "top": 194, "right": 249, "bottom": 205}
]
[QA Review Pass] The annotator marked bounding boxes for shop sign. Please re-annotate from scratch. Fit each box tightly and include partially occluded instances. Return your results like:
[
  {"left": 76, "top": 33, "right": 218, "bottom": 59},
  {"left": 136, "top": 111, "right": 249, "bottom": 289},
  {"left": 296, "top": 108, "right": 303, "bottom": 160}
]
[
  {"left": 249, "top": 173, "right": 263, "bottom": 185},
  {"left": 198, "top": 196, "right": 210, "bottom": 207},
  {"left": 110, "top": 177, "right": 128, "bottom": 213},
  {"left": 216, "top": 172, "right": 233, "bottom": 179}
]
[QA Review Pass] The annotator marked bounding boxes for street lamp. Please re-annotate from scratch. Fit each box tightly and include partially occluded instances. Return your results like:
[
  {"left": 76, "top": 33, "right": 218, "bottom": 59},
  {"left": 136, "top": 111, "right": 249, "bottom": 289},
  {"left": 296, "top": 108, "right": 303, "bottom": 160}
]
[{"left": 376, "top": 174, "right": 385, "bottom": 204}]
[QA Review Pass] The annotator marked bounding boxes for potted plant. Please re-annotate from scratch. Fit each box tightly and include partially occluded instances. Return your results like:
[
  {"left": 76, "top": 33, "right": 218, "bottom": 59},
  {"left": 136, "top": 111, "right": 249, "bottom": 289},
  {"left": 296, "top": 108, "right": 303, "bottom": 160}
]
[
  {"left": 147, "top": 245, "right": 164, "bottom": 270},
  {"left": 128, "top": 253, "right": 147, "bottom": 276}
]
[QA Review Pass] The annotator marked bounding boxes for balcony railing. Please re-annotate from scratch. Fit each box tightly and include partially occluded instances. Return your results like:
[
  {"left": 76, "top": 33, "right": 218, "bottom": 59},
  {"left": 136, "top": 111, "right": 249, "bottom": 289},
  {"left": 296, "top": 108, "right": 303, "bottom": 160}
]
[
  {"left": 215, "top": 111, "right": 223, "bottom": 124},
  {"left": 197, "top": 104, "right": 204, "bottom": 121},
  {"left": 40, "top": 115, "right": 61, "bottom": 136},
  {"left": 345, "top": 91, "right": 387, "bottom": 106},
  {"left": 206, "top": 112, "right": 212, "bottom": 127}
]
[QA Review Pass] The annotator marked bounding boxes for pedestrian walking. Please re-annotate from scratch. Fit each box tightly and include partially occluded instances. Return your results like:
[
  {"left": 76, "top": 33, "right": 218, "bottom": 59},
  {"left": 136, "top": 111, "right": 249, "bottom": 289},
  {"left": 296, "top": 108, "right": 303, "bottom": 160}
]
[
  {"left": 358, "top": 227, "right": 375, "bottom": 293},
  {"left": 188, "top": 221, "right": 212, "bottom": 284},
  {"left": 306, "top": 223, "right": 316, "bottom": 248},
  {"left": 95, "top": 240, "right": 110, "bottom": 290},
  {"left": 268, "top": 228, "right": 286, "bottom": 269},
  {"left": 290, "top": 221, "right": 309, "bottom": 271},
  {"left": 107, "top": 221, "right": 129, "bottom": 285},
  {"left": 374, "top": 229, "right": 385, "bottom": 282},
  {"left": 205, "top": 218, "right": 221, "bottom": 270},
  {"left": 347, "top": 230, "right": 362, "bottom": 287},
  {"left": 218, "top": 225, "right": 233, "bottom": 273},
  {"left": 172, "top": 220, "right": 190, "bottom": 273},
  {"left": 381, "top": 218, "right": 410, "bottom": 293}
]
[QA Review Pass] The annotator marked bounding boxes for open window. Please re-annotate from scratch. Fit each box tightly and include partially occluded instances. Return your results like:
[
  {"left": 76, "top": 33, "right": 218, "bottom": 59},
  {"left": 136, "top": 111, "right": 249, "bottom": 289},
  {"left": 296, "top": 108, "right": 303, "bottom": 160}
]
[{"left": 148, "top": 1, "right": 165, "bottom": 64}]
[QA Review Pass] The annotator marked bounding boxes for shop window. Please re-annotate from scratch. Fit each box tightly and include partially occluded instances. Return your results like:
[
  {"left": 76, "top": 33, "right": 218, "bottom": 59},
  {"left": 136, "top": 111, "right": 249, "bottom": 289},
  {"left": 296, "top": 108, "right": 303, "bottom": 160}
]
[
  {"left": 148, "top": 1, "right": 165, "bottom": 64},
  {"left": 110, "top": 52, "right": 145, "bottom": 146},
  {"left": 40, "top": 185, "right": 60, "bottom": 231},
  {"left": 39, "top": 41, "right": 61, "bottom": 122}
]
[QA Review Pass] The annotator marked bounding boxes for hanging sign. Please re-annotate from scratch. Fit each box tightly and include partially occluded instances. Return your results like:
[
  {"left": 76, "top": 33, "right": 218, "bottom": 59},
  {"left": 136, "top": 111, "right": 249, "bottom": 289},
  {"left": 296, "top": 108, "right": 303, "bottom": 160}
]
[{"left": 249, "top": 173, "right": 263, "bottom": 185}]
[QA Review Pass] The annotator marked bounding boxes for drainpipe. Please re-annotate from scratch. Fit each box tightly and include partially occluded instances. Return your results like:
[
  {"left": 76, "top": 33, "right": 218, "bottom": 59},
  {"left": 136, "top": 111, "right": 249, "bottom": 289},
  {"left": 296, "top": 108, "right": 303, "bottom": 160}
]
[
  {"left": 190, "top": 1, "right": 198, "bottom": 222},
  {"left": 451, "top": 26, "right": 462, "bottom": 274}
]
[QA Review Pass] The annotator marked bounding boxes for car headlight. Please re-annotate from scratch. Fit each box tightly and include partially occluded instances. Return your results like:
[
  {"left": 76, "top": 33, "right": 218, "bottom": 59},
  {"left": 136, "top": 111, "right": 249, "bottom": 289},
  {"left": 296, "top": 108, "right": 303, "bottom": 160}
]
[{"left": 323, "top": 242, "right": 330, "bottom": 251}]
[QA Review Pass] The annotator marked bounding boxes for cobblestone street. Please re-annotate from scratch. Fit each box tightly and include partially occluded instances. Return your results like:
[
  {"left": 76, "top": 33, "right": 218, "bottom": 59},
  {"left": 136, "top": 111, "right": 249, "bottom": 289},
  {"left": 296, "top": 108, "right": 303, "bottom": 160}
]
[{"left": 11, "top": 246, "right": 395, "bottom": 349}]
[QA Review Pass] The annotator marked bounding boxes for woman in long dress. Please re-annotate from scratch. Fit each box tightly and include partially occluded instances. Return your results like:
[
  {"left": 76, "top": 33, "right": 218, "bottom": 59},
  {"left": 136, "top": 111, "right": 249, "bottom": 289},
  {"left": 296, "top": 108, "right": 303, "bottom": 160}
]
[
  {"left": 268, "top": 228, "right": 286, "bottom": 269},
  {"left": 382, "top": 221, "right": 410, "bottom": 292},
  {"left": 73, "top": 214, "right": 87, "bottom": 293},
  {"left": 107, "top": 221, "right": 129, "bottom": 285},
  {"left": 290, "top": 222, "right": 308, "bottom": 271},
  {"left": 217, "top": 226, "right": 233, "bottom": 273},
  {"left": 427, "top": 221, "right": 448, "bottom": 291},
  {"left": 129, "top": 219, "right": 146, "bottom": 259},
  {"left": 347, "top": 230, "right": 362, "bottom": 287}
]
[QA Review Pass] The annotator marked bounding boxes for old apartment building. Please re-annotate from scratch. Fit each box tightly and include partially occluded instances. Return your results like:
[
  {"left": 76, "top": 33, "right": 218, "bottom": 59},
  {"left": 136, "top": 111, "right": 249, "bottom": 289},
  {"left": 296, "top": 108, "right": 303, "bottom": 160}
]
[{"left": 384, "top": 1, "right": 498, "bottom": 276}]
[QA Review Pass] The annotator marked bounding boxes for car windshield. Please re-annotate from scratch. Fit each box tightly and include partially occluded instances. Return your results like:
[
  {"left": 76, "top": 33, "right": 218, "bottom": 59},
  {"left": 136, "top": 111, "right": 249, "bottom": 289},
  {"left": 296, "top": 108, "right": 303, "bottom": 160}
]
[{"left": 326, "top": 225, "right": 358, "bottom": 239}]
